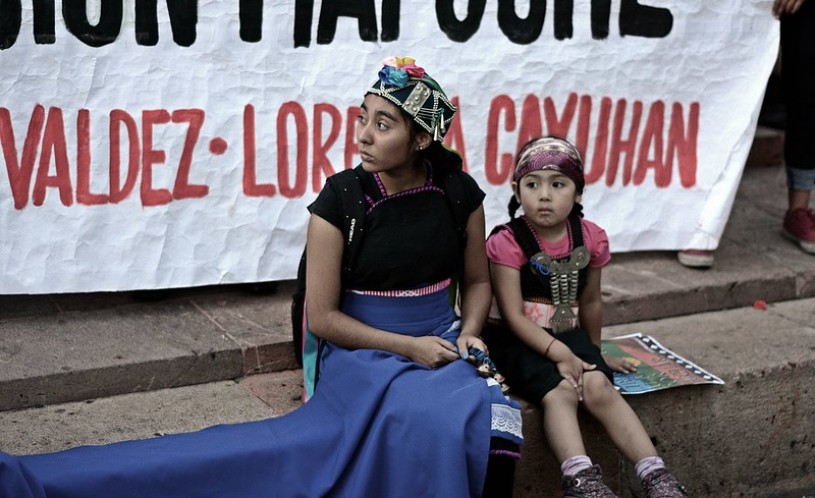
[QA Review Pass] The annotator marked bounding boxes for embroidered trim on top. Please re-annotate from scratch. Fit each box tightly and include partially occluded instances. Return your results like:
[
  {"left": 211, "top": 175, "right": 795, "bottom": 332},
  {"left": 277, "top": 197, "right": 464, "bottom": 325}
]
[
  {"left": 366, "top": 185, "right": 444, "bottom": 215},
  {"left": 367, "top": 161, "right": 444, "bottom": 215},
  {"left": 373, "top": 161, "right": 434, "bottom": 196},
  {"left": 348, "top": 278, "right": 451, "bottom": 297}
]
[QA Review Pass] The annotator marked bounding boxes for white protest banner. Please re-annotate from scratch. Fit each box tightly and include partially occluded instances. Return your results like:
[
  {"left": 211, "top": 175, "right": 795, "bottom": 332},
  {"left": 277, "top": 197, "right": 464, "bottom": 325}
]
[{"left": 0, "top": 1, "right": 779, "bottom": 294}]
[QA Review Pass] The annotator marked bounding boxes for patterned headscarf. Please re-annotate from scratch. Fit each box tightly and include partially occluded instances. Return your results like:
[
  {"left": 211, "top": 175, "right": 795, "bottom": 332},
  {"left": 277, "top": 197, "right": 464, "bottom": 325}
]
[
  {"left": 366, "top": 56, "right": 456, "bottom": 141},
  {"left": 513, "top": 136, "right": 585, "bottom": 193}
]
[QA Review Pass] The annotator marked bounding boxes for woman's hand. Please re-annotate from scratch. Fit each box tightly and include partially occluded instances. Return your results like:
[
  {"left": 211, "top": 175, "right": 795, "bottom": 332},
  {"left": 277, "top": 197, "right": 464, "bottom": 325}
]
[
  {"left": 554, "top": 353, "right": 596, "bottom": 402},
  {"left": 603, "top": 354, "right": 638, "bottom": 374},
  {"left": 773, "top": 0, "right": 806, "bottom": 18},
  {"left": 456, "top": 335, "right": 488, "bottom": 362},
  {"left": 406, "top": 336, "right": 460, "bottom": 368}
]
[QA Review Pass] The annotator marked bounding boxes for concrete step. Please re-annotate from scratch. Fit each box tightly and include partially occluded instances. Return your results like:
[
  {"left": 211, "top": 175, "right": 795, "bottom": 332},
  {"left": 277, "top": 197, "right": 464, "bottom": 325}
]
[
  {"left": 2, "top": 164, "right": 814, "bottom": 413},
  {"left": 517, "top": 296, "right": 815, "bottom": 498},
  {"left": 0, "top": 283, "right": 300, "bottom": 411},
  {"left": 2, "top": 298, "right": 813, "bottom": 497},
  {"left": 0, "top": 370, "right": 304, "bottom": 456}
]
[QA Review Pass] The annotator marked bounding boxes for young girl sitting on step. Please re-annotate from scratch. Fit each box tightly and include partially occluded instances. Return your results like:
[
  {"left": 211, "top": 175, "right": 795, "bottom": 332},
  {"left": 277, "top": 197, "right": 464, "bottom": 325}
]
[{"left": 482, "top": 136, "right": 687, "bottom": 498}]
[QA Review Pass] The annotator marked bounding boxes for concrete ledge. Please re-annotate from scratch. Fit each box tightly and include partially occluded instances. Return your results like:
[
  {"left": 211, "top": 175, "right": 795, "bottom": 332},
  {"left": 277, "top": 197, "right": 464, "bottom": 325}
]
[
  {"left": 0, "top": 286, "right": 297, "bottom": 411},
  {"left": 0, "top": 381, "right": 278, "bottom": 455},
  {"left": 0, "top": 300, "right": 812, "bottom": 496},
  {"left": 516, "top": 298, "right": 815, "bottom": 497}
]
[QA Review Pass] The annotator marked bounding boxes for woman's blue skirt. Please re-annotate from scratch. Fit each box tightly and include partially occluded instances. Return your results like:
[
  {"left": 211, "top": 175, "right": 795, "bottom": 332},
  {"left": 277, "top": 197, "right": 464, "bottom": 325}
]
[{"left": 0, "top": 288, "right": 521, "bottom": 498}]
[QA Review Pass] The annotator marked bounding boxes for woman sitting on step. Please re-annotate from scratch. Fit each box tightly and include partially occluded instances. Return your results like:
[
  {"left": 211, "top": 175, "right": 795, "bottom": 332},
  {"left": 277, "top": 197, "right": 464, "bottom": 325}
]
[{"left": 0, "top": 56, "right": 522, "bottom": 498}]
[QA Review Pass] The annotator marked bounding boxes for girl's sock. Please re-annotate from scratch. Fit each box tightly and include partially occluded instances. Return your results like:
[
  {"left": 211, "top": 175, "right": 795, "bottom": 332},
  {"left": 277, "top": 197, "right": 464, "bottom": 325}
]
[
  {"left": 635, "top": 455, "right": 666, "bottom": 480},
  {"left": 561, "top": 455, "right": 593, "bottom": 477}
]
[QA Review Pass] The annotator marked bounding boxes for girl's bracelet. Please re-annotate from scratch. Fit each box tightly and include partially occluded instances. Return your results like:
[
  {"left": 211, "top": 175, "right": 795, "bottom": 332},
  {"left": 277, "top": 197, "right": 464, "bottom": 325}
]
[{"left": 543, "top": 336, "right": 557, "bottom": 357}]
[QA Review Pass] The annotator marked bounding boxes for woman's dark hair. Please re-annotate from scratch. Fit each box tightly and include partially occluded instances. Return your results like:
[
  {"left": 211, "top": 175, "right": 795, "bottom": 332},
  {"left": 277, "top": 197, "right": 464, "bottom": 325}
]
[
  {"left": 425, "top": 142, "right": 462, "bottom": 174},
  {"left": 409, "top": 121, "right": 462, "bottom": 174}
]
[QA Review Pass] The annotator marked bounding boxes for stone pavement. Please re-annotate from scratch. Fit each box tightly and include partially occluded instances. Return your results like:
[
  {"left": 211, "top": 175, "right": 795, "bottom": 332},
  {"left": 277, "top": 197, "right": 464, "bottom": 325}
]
[{"left": 1, "top": 131, "right": 815, "bottom": 496}]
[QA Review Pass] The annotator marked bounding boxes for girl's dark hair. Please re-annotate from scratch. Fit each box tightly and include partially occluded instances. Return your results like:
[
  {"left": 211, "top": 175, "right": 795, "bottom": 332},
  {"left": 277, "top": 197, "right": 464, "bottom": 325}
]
[{"left": 507, "top": 195, "right": 521, "bottom": 219}]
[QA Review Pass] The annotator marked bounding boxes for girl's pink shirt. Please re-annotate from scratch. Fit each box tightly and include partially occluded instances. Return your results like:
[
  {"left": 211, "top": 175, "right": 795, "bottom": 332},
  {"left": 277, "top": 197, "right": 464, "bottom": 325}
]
[{"left": 486, "top": 217, "right": 611, "bottom": 269}]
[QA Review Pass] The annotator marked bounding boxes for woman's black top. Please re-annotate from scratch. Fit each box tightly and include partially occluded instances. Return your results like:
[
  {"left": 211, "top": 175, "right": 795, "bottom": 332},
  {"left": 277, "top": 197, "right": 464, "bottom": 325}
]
[{"left": 309, "top": 163, "right": 485, "bottom": 291}]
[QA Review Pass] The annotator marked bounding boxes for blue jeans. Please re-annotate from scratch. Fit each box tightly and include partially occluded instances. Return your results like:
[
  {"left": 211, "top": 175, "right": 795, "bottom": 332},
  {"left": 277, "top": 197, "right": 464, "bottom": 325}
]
[{"left": 787, "top": 165, "right": 815, "bottom": 191}]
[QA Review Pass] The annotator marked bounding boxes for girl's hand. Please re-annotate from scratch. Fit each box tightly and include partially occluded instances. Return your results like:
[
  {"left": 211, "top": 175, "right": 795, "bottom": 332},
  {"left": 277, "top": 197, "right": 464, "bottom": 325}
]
[
  {"left": 555, "top": 354, "right": 596, "bottom": 401},
  {"left": 406, "top": 336, "right": 460, "bottom": 368},
  {"left": 456, "top": 335, "right": 488, "bottom": 362},
  {"left": 604, "top": 354, "right": 638, "bottom": 373}
]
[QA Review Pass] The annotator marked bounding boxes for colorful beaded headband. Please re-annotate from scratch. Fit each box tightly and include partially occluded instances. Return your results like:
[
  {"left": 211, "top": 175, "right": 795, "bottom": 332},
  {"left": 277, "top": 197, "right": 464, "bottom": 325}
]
[
  {"left": 366, "top": 56, "right": 456, "bottom": 141},
  {"left": 514, "top": 137, "right": 585, "bottom": 193}
]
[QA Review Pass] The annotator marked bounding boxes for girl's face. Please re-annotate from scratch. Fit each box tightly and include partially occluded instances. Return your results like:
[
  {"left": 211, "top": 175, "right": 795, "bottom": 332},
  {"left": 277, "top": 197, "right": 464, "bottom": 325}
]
[
  {"left": 514, "top": 169, "right": 581, "bottom": 231},
  {"left": 356, "top": 94, "right": 427, "bottom": 174}
]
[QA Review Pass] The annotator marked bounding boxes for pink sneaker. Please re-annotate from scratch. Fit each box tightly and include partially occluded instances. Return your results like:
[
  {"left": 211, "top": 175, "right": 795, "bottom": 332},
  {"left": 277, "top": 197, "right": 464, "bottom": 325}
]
[
  {"left": 677, "top": 249, "right": 714, "bottom": 268},
  {"left": 782, "top": 208, "right": 815, "bottom": 254}
]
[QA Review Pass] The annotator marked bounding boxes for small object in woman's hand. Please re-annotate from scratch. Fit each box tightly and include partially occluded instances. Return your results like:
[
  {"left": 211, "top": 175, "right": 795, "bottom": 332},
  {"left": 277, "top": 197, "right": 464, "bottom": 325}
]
[
  {"left": 467, "top": 347, "right": 512, "bottom": 393},
  {"left": 468, "top": 347, "right": 486, "bottom": 363}
]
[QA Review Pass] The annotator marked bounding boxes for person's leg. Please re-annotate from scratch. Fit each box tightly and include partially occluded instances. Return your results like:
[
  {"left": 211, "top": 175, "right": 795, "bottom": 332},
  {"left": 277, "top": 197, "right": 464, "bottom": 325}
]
[
  {"left": 481, "top": 452, "right": 516, "bottom": 498},
  {"left": 580, "top": 371, "right": 656, "bottom": 462},
  {"left": 788, "top": 186, "right": 812, "bottom": 211},
  {"left": 543, "top": 379, "right": 616, "bottom": 497},
  {"left": 784, "top": 108, "right": 815, "bottom": 215},
  {"left": 581, "top": 372, "right": 686, "bottom": 497},
  {"left": 783, "top": 166, "right": 815, "bottom": 253},
  {"left": 482, "top": 435, "right": 519, "bottom": 498},
  {"left": 541, "top": 380, "right": 585, "bottom": 462},
  {"left": 780, "top": 8, "right": 815, "bottom": 253}
]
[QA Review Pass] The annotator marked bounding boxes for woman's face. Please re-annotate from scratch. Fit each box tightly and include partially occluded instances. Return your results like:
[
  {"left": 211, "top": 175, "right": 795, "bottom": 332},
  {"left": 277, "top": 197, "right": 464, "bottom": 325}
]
[{"left": 357, "top": 94, "right": 422, "bottom": 174}]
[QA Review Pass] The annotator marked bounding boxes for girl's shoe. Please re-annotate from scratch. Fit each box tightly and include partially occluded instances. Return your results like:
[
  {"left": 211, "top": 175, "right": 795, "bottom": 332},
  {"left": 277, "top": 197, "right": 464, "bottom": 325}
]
[
  {"left": 640, "top": 468, "right": 688, "bottom": 497},
  {"left": 562, "top": 465, "right": 618, "bottom": 497}
]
